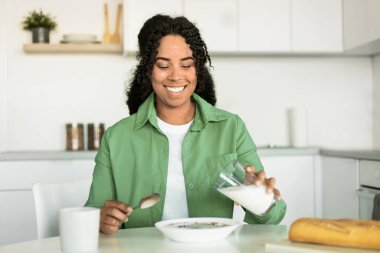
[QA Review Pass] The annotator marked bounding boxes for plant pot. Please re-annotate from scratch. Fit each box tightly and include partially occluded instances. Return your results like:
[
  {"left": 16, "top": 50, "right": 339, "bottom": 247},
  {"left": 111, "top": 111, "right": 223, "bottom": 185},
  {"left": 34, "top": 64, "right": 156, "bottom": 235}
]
[{"left": 32, "top": 27, "right": 50, "bottom": 43}]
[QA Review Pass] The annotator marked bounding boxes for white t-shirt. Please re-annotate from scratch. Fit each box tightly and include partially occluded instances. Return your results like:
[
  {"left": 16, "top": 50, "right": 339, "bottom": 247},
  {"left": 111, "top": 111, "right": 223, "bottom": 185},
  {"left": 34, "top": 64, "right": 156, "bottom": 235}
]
[{"left": 157, "top": 117, "right": 192, "bottom": 220}]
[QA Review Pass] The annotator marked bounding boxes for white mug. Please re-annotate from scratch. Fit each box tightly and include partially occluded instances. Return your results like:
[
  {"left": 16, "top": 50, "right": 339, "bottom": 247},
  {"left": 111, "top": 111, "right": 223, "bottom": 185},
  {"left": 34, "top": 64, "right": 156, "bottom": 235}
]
[{"left": 59, "top": 207, "right": 100, "bottom": 253}]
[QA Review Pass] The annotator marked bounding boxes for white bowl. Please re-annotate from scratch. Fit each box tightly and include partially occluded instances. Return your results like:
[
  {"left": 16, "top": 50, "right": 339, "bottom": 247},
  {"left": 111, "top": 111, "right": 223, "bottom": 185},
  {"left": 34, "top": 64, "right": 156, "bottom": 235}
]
[{"left": 155, "top": 217, "right": 241, "bottom": 243}]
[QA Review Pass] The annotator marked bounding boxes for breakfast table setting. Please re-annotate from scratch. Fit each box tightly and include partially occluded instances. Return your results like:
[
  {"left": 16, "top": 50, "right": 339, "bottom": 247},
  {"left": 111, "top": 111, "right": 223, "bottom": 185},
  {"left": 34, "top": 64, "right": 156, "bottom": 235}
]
[
  {"left": 1, "top": 160, "right": 379, "bottom": 253},
  {"left": 1, "top": 221, "right": 379, "bottom": 253}
]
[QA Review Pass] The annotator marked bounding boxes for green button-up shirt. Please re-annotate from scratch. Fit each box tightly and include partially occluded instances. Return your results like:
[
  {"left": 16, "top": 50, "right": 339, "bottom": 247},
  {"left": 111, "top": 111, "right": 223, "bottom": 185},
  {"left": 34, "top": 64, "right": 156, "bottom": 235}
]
[{"left": 85, "top": 93, "right": 286, "bottom": 228}]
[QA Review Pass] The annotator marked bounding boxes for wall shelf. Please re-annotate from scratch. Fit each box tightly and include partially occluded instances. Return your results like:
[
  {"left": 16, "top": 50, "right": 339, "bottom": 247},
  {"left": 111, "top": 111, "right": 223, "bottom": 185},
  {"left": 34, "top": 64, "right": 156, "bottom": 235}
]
[{"left": 23, "top": 43, "right": 123, "bottom": 54}]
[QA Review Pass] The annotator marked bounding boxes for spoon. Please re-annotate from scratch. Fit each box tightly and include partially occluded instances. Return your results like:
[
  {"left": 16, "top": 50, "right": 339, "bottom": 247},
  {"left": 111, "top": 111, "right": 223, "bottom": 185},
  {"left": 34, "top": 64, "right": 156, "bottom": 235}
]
[
  {"left": 133, "top": 193, "right": 161, "bottom": 210},
  {"left": 93, "top": 193, "right": 161, "bottom": 209},
  {"left": 123, "top": 193, "right": 161, "bottom": 223}
]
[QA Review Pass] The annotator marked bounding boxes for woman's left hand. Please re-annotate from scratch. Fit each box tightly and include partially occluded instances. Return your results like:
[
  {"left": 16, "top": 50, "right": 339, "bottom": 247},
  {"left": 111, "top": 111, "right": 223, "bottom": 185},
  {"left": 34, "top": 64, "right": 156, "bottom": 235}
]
[{"left": 243, "top": 165, "right": 282, "bottom": 201}]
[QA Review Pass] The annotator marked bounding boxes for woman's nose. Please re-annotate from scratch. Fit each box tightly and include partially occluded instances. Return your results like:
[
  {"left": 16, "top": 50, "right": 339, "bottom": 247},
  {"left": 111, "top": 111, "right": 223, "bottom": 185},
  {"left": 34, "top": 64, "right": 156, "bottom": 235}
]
[{"left": 168, "top": 67, "right": 182, "bottom": 81}]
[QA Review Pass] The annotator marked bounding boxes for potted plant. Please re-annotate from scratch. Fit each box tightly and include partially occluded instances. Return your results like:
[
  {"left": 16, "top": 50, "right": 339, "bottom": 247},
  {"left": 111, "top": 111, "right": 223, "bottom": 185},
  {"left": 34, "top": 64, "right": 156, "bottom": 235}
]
[{"left": 22, "top": 9, "right": 57, "bottom": 43}]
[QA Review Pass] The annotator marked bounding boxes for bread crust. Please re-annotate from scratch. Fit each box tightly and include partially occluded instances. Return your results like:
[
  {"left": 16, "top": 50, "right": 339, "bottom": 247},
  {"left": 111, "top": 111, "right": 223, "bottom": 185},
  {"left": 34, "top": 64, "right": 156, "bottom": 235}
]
[{"left": 289, "top": 218, "right": 380, "bottom": 250}]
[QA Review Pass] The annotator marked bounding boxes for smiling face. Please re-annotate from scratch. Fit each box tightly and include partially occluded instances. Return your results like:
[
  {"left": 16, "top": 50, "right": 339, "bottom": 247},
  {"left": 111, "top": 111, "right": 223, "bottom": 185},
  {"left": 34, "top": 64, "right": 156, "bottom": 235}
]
[{"left": 151, "top": 35, "right": 197, "bottom": 114}]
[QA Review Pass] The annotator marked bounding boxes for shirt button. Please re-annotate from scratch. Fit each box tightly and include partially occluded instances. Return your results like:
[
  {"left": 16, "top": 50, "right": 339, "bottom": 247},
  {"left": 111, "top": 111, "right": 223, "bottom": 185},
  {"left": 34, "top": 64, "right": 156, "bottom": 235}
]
[{"left": 188, "top": 183, "right": 194, "bottom": 189}]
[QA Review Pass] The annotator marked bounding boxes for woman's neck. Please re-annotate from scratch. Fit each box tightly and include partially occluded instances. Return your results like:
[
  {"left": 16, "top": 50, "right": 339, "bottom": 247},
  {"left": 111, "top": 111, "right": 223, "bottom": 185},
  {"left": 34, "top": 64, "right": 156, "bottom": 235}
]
[{"left": 156, "top": 102, "right": 195, "bottom": 125}]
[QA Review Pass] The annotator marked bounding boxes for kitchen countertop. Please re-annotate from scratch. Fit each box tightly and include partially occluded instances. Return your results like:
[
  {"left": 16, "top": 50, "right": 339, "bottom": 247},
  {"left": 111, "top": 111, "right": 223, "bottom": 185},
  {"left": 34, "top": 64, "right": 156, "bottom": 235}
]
[
  {"left": 0, "top": 148, "right": 319, "bottom": 161},
  {"left": 0, "top": 148, "right": 379, "bottom": 161},
  {"left": 0, "top": 151, "right": 97, "bottom": 161},
  {"left": 320, "top": 149, "right": 380, "bottom": 161}
]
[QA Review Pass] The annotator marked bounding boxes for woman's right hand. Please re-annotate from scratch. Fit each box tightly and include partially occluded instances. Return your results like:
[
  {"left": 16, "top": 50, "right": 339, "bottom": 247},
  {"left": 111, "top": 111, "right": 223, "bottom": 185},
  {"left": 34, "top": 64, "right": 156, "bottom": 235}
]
[{"left": 100, "top": 200, "right": 133, "bottom": 234}]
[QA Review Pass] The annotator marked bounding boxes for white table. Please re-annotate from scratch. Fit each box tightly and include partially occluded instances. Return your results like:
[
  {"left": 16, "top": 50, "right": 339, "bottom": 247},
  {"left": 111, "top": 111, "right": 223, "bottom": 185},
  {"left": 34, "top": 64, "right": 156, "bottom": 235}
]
[{"left": 0, "top": 225, "right": 287, "bottom": 253}]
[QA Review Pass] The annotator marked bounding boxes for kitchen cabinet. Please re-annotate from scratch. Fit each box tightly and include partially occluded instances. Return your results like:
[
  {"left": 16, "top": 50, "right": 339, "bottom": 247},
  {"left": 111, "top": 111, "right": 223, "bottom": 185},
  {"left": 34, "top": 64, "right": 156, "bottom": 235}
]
[
  {"left": 239, "top": 0, "right": 343, "bottom": 53},
  {"left": 343, "top": 0, "right": 380, "bottom": 53},
  {"left": 261, "top": 156, "right": 317, "bottom": 225},
  {"left": 374, "top": 56, "right": 380, "bottom": 149},
  {"left": 320, "top": 156, "right": 359, "bottom": 219},
  {"left": 123, "top": 0, "right": 345, "bottom": 54},
  {"left": 358, "top": 160, "right": 380, "bottom": 220},
  {"left": 123, "top": 0, "right": 238, "bottom": 54},
  {"left": 234, "top": 155, "right": 317, "bottom": 226},
  {"left": 238, "top": 0, "right": 290, "bottom": 52},
  {"left": 368, "top": 0, "right": 380, "bottom": 43},
  {"left": 0, "top": 159, "right": 94, "bottom": 246},
  {"left": 291, "top": 0, "right": 343, "bottom": 52},
  {"left": 343, "top": 0, "right": 370, "bottom": 50},
  {"left": 184, "top": 0, "right": 238, "bottom": 53},
  {"left": 123, "top": 0, "right": 182, "bottom": 53},
  {"left": 0, "top": 191, "right": 36, "bottom": 246},
  {"left": 0, "top": 0, "right": 6, "bottom": 152}
]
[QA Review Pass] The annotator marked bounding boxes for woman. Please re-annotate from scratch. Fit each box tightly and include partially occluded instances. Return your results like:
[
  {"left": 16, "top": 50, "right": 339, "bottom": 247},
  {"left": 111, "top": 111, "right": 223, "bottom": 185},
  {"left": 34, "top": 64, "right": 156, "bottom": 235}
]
[{"left": 85, "top": 14, "right": 286, "bottom": 234}]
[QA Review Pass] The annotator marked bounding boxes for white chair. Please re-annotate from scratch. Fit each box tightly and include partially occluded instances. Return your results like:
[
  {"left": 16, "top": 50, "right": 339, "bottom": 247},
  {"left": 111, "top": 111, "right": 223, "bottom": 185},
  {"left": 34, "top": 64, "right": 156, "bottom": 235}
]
[{"left": 32, "top": 178, "right": 92, "bottom": 239}]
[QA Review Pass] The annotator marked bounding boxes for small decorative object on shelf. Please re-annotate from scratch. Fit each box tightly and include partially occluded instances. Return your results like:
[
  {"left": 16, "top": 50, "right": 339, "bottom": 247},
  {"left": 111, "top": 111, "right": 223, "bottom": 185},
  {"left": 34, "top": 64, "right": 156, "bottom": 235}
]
[
  {"left": 103, "top": 3, "right": 111, "bottom": 44},
  {"left": 87, "top": 123, "right": 105, "bottom": 150},
  {"left": 66, "top": 123, "right": 84, "bottom": 151},
  {"left": 22, "top": 9, "right": 57, "bottom": 43},
  {"left": 110, "top": 3, "right": 123, "bottom": 44},
  {"left": 103, "top": 3, "right": 123, "bottom": 44}
]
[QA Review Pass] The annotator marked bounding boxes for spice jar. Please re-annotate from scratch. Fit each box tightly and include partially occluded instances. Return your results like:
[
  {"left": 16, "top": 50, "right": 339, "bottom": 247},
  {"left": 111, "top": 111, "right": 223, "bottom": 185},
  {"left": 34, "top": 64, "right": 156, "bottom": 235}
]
[
  {"left": 66, "top": 123, "right": 84, "bottom": 151},
  {"left": 87, "top": 123, "right": 105, "bottom": 150}
]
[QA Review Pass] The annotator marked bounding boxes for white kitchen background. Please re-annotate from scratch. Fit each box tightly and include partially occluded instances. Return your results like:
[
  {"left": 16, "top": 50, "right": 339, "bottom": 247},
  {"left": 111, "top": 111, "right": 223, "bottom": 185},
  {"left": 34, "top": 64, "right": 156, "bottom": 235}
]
[
  {"left": 1, "top": 0, "right": 380, "bottom": 248},
  {"left": 0, "top": 0, "right": 379, "bottom": 152}
]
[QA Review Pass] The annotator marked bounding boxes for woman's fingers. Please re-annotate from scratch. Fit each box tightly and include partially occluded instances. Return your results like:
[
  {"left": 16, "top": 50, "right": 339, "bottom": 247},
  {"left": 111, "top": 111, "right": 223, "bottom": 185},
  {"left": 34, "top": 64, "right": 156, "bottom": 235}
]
[
  {"left": 267, "top": 177, "right": 276, "bottom": 187},
  {"left": 244, "top": 165, "right": 256, "bottom": 184},
  {"left": 100, "top": 200, "right": 133, "bottom": 234},
  {"left": 243, "top": 165, "right": 282, "bottom": 201},
  {"left": 104, "top": 200, "right": 133, "bottom": 214},
  {"left": 100, "top": 207, "right": 121, "bottom": 234},
  {"left": 244, "top": 165, "right": 267, "bottom": 186},
  {"left": 255, "top": 171, "right": 266, "bottom": 186},
  {"left": 244, "top": 165, "right": 256, "bottom": 174},
  {"left": 265, "top": 177, "right": 276, "bottom": 193},
  {"left": 244, "top": 165, "right": 280, "bottom": 197},
  {"left": 273, "top": 187, "right": 282, "bottom": 200}
]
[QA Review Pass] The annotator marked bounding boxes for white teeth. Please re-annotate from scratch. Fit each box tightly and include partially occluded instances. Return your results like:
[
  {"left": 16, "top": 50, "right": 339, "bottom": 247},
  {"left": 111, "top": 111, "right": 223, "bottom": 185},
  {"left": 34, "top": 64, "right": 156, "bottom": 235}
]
[{"left": 165, "top": 86, "right": 185, "bottom": 93}]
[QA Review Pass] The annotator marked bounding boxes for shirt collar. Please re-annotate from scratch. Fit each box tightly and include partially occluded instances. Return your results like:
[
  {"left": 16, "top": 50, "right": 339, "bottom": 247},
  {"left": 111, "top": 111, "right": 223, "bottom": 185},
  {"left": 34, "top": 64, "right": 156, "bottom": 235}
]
[{"left": 134, "top": 92, "right": 228, "bottom": 131}]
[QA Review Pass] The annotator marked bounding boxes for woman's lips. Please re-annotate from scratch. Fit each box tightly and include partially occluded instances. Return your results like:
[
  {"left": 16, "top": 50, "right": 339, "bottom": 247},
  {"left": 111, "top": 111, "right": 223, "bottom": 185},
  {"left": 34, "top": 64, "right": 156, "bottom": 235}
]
[{"left": 164, "top": 85, "right": 187, "bottom": 93}]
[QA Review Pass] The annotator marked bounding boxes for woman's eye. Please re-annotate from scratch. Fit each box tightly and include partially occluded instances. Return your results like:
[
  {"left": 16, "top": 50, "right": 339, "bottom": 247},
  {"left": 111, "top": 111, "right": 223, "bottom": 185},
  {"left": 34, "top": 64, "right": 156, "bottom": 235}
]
[
  {"left": 181, "top": 65, "right": 193, "bottom": 69},
  {"left": 157, "top": 65, "right": 169, "bottom": 69}
]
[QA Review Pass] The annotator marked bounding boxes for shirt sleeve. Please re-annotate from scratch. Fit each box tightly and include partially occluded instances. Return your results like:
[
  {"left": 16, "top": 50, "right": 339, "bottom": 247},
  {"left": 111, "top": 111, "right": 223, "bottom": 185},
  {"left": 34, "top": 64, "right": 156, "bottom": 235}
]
[
  {"left": 84, "top": 128, "right": 116, "bottom": 208},
  {"left": 234, "top": 114, "right": 287, "bottom": 224}
]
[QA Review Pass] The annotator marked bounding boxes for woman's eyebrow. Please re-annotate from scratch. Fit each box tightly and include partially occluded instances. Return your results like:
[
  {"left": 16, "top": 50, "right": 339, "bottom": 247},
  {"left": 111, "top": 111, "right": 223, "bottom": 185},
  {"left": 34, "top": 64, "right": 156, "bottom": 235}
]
[
  {"left": 155, "top": 57, "right": 170, "bottom": 61},
  {"left": 155, "top": 56, "right": 194, "bottom": 61},
  {"left": 180, "top": 56, "right": 194, "bottom": 61}
]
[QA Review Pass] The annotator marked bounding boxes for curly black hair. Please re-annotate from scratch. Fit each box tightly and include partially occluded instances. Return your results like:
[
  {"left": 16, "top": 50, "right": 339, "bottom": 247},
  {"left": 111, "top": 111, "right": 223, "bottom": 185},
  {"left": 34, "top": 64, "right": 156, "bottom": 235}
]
[{"left": 126, "top": 14, "right": 216, "bottom": 115}]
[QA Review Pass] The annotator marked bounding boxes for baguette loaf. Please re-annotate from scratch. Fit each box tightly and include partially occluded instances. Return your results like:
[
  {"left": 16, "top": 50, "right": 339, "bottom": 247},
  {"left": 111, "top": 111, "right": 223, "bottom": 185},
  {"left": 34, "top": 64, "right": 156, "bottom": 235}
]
[{"left": 289, "top": 218, "right": 380, "bottom": 250}]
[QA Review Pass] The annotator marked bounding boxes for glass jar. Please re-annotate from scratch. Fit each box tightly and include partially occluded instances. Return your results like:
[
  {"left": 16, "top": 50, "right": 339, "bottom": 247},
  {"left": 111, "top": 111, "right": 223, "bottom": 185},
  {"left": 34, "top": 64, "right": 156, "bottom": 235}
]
[
  {"left": 66, "top": 123, "right": 84, "bottom": 151},
  {"left": 87, "top": 123, "right": 105, "bottom": 150}
]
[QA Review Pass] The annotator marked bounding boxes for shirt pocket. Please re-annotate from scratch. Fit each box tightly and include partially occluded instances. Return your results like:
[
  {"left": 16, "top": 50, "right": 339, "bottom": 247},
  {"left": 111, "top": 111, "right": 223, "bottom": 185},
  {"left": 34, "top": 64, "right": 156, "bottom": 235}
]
[{"left": 206, "top": 153, "right": 238, "bottom": 185}]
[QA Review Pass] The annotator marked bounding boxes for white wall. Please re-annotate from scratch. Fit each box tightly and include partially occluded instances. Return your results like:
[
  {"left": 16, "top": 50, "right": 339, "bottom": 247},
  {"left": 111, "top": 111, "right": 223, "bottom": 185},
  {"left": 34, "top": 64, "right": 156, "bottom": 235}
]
[
  {"left": 0, "top": 0, "right": 375, "bottom": 151},
  {"left": 212, "top": 56, "right": 372, "bottom": 149},
  {"left": 4, "top": 0, "right": 129, "bottom": 151},
  {"left": 373, "top": 54, "right": 380, "bottom": 149},
  {"left": 0, "top": 0, "right": 8, "bottom": 152}
]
